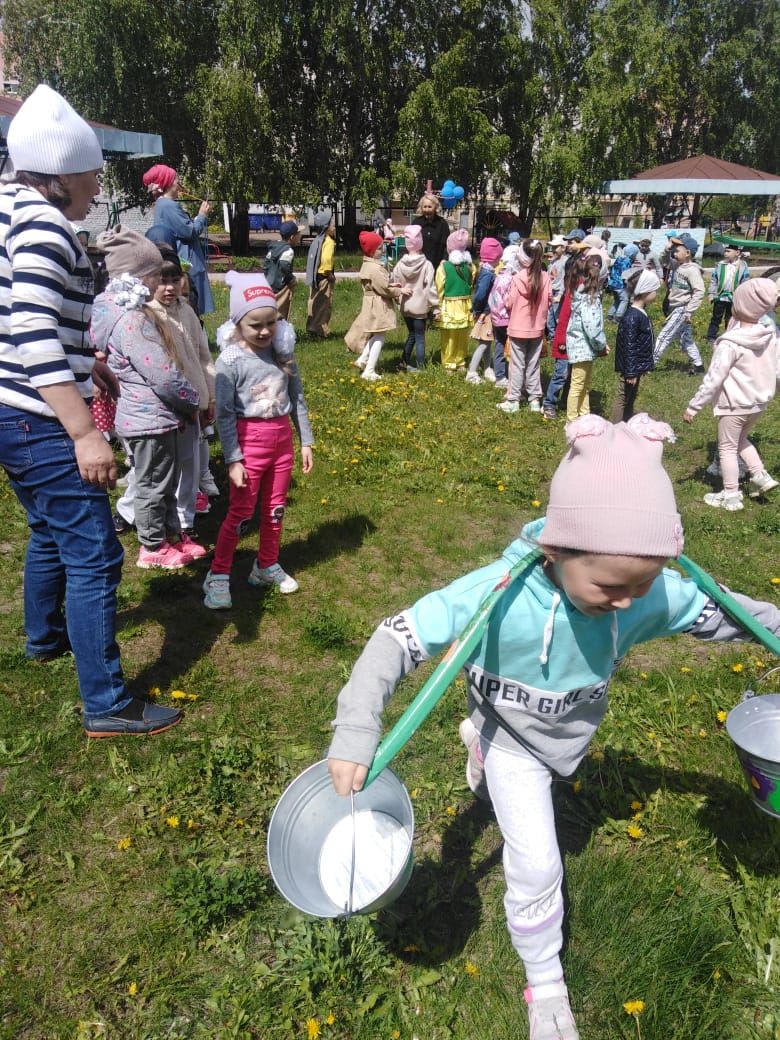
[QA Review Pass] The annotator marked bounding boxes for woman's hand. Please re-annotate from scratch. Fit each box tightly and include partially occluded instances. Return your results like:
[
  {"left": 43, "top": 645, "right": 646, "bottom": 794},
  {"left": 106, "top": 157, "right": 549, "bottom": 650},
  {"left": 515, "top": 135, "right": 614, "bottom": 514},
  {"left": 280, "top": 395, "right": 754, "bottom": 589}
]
[
  {"left": 328, "top": 758, "right": 369, "bottom": 795},
  {"left": 683, "top": 408, "right": 696, "bottom": 424},
  {"left": 92, "top": 360, "right": 120, "bottom": 400},
  {"left": 198, "top": 200, "right": 211, "bottom": 218},
  {"left": 300, "top": 445, "right": 314, "bottom": 474},
  {"left": 228, "top": 460, "right": 247, "bottom": 487}
]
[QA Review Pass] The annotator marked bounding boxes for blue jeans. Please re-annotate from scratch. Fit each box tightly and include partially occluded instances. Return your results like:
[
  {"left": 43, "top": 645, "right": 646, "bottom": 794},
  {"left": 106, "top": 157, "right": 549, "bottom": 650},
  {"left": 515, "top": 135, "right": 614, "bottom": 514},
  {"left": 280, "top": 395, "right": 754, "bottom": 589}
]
[
  {"left": 402, "top": 316, "right": 426, "bottom": 367},
  {"left": 0, "top": 406, "right": 130, "bottom": 718},
  {"left": 493, "top": 325, "right": 508, "bottom": 380},
  {"left": 543, "top": 358, "right": 570, "bottom": 410},
  {"left": 607, "top": 287, "right": 629, "bottom": 321}
]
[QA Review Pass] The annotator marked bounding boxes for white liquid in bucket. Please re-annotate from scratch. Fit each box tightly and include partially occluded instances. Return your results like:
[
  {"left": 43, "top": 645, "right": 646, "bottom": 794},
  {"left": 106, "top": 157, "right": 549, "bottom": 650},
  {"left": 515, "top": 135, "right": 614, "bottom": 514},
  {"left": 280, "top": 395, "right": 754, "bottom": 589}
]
[{"left": 319, "top": 810, "right": 412, "bottom": 912}]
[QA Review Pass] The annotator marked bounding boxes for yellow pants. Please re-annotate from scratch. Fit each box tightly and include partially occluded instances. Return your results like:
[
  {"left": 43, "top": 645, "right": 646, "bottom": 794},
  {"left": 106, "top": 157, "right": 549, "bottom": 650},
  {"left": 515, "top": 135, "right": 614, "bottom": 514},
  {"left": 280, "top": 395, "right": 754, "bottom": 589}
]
[
  {"left": 440, "top": 328, "right": 469, "bottom": 369},
  {"left": 566, "top": 361, "right": 593, "bottom": 421}
]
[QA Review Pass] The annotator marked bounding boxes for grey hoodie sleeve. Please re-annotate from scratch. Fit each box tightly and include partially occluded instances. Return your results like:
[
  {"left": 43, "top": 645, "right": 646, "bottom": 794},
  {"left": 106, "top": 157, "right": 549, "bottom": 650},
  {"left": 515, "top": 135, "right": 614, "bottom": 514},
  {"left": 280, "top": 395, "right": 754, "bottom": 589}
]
[
  {"left": 327, "top": 626, "right": 414, "bottom": 766},
  {"left": 687, "top": 590, "right": 780, "bottom": 642},
  {"left": 286, "top": 359, "right": 314, "bottom": 447}
]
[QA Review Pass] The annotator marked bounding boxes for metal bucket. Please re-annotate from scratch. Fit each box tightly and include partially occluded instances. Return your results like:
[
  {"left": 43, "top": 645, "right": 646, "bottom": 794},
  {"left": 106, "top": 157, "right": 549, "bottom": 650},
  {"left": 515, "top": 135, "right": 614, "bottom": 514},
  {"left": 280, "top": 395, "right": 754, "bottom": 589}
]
[
  {"left": 726, "top": 672, "right": 780, "bottom": 819},
  {"left": 267, "top": 760, "right": 414, "bottom": 917}
]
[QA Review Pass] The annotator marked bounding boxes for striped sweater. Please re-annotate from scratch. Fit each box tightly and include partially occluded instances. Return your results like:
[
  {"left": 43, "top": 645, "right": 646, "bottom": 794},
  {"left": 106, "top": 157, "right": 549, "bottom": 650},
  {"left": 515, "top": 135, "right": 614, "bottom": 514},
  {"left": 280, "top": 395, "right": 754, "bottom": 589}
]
[{"left": 0, "top": 183, "right": 95, "bottom": 417}]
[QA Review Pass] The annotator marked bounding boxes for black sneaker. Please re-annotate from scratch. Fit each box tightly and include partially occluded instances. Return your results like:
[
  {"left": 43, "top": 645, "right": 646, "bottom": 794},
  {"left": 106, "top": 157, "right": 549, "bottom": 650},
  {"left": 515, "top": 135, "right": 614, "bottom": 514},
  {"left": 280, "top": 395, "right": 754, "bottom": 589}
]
[
  {"left": 113, "top": 511, "right": 133, "bottom": 534},
  {"left": 84, "top": 698, "right": 183, "bottom": 738},
  {"left": 688, "top": 365, "right": 705, "bottom": 375}
]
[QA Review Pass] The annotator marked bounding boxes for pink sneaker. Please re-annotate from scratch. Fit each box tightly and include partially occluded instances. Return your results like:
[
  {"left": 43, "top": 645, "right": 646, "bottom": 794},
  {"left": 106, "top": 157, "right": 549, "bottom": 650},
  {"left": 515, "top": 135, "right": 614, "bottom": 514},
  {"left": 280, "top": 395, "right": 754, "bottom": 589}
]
[
  {"left": 137, "top": 541, "right": 194, "bottom": 569},
  {"left": 178, "top": 532, "right": 208, "bottom": 560},
  {"left": 195, "top": 492, "right": 210, "bottom": 514}
]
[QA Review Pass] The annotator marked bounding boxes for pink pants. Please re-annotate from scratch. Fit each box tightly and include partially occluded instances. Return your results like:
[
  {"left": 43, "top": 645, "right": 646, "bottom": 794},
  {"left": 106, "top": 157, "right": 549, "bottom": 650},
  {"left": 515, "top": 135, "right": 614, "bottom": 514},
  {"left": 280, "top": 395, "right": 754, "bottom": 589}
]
[
  {"left": 717, "top": 412, "right": 763, "bottom": 492},
  {"left": 212, "top": 416, "right": 294, "bottom": 574}
]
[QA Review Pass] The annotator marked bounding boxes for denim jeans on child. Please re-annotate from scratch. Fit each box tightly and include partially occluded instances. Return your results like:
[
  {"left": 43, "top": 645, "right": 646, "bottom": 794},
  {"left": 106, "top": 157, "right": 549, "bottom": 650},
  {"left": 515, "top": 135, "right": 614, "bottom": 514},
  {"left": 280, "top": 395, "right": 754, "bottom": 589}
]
[
  {"left": 402, "top": 316, "right": 426, "bottom": 367},
  {"left": 606, "top": 287, "right": 629, "bottom": 322},
  {"left": 212, "top": 415, "right": 295, "bottom": 574},
  {"left": 493, "top": 325, "right": 509, "bottom": 381},
  {"left": 543, "top": 358, "right": 569, "bottom": 412},
  {"left": 0, "top": 406, "right": 130, "bottom": 719}
]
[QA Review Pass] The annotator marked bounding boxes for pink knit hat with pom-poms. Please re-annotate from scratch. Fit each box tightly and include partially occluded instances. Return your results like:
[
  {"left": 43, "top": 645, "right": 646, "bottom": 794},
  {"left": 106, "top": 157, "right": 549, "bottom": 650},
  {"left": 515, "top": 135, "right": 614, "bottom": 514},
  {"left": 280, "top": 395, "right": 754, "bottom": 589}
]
[
  {"left": 479, "top": 237, "right": 502, "bottom": 263},
  {"left": 539, "top": 414, "right": 684, "bottom": 558},
  {"left": 446, "top": 229, "right": 469, "bottom": 253}
]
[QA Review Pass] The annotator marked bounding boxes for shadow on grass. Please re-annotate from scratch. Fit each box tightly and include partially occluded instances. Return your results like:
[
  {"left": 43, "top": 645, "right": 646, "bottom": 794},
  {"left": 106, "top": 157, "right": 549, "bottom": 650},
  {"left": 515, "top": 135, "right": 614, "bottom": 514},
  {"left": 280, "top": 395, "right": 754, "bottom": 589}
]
[
  {"left": 120, "top": 512, "right": 376, "bottom": 693},
  {"left": 375, "top": 748, "right": 779, "bottom": 967}
]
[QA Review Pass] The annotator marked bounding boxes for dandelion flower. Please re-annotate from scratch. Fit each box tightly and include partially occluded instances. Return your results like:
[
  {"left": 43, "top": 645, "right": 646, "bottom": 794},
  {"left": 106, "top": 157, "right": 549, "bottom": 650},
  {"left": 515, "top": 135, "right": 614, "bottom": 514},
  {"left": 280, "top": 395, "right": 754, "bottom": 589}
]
[
  {"left": 630, "top": 800, "right": 643, "bottom": 812},
  {"left": 497, "top": 483, "right": 506, "bottom": 492},
  {"left": 391, "top": 1032, "right": 401, "bottom": 1039},
  {"left": 640, "top": 671, "right": 648, "bottom": 679},
  {"left": 591, "top": 749, "right": 605, "bottom": 762},
  {"left": 326, "top": 1012, "right": 335, "bottom": 1026},
  {"left": 187, "top": 818, "right": 196, "bottom": 830},
  {"left": 627, "top": 824, "right": 644, "bottom": 840},
  {"left": 572, "top": 779, "right": 582, "bottom": 794},
  {"left": 149, "top": 686, "right": 161, "bottom": 698},
  {"left": 445, "top": 805, "right": 457, "bottom": 816},
  {"left": 680, "top": 666, "right": 692, "bottom": 674},
  {"left": 771, "top": 577, "right": 780, "bottom": 585},
  {"left": 165, "top": 816, "right": 180, "bottom": 828},
  {"left": 698, "top": 728, "right": 707, "bottom": 738},
  {"left": 713, "top": 969, "right": 721, "bottom": 981},
  {"left": 716, "top": 710, "right": 727, "bottom": 724},
  {"left": 128, "top": 981, "right": 138, "bottom": 997},
  {"left": 306, "top": 1018, "right": 321, "bottom": 1039},
  {"left": 403, "top": 943, "right": 420, "bottom": 953},
  {"left": 532, "top": 499, "right": 541, "bottom": 507},
  {"left": 731, "top": 663, "right": 744, "bottom": 673},
  {"left": 117, "top": 837, "right": 132, "bottom": 851},
  {"left": 623, "top": 999, "right": 645, "bottom": 1015},
  {"left": 170, "top": 689, "right": 188, "bottom": 699},
  {"left": 320, "top": 497, "right": 328, "bottom": 505},
  {"left": 436, "top": 498, "right": 444, "bottom": 504},
  {"left": 464, "top": 960, "right": 479, "bottom": 976}
]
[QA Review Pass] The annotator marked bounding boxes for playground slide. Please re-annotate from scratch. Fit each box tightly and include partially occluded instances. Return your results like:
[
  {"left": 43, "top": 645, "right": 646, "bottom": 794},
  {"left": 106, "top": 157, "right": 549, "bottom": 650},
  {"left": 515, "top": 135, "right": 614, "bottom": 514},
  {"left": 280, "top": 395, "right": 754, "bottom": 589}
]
[{"left": 712, "top": 231, "right": 780, "bottom": 253}]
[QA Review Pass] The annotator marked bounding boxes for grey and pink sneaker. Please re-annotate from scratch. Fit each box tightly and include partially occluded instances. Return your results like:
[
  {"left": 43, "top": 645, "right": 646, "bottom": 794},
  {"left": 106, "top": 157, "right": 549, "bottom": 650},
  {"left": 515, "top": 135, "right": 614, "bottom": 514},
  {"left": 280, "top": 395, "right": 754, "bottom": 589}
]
[
  {"left": 524, "top": 982, "right": 579, "bottom": 1040},
  {"left": 458, "top": 717, "right": 490, "bottom": 802}
]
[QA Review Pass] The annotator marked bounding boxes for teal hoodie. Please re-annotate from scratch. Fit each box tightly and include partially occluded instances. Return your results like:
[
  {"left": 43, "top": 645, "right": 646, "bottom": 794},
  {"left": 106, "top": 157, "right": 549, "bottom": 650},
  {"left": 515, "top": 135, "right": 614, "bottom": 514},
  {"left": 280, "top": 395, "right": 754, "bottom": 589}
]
[{"left": 330, "top": 519, "right": 709, "bottom": 775}]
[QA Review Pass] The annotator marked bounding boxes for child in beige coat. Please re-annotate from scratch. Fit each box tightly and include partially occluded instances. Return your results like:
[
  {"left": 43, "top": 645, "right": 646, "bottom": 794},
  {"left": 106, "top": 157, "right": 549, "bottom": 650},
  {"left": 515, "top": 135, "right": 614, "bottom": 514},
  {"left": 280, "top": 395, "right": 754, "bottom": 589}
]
[{"left": 347, "top": 231, "right": 409, "bottom": 381}]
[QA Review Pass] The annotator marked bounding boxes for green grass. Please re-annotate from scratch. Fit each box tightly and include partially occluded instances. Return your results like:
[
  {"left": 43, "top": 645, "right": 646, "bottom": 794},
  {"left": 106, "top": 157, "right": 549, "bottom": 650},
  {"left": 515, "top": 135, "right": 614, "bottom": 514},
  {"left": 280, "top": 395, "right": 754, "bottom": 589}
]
[{"left": 1, "top": 285, "right": 779, "bottom": 1040}]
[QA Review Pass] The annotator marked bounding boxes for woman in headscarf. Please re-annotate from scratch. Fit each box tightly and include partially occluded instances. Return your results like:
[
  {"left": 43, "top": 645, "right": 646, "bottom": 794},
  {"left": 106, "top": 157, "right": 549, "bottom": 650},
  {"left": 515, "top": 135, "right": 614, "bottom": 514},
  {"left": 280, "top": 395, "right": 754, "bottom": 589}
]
[{"left": 142, "top": 164, "right": 214, "bottom": 315}]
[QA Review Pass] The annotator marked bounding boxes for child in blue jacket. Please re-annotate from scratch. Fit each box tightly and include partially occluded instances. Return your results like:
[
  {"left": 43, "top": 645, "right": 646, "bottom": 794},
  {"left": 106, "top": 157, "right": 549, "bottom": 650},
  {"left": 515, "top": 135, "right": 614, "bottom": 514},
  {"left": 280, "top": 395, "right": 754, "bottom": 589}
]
[{"left": 327, "top": 413, "right": 779, "bottom": 1040}]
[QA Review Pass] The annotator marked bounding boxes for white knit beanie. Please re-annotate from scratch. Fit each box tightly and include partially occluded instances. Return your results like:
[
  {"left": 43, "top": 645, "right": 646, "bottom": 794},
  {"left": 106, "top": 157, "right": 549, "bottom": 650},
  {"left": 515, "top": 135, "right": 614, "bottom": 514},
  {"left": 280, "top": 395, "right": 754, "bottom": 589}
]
[{"left": 7, "top": 85, "right": 103, "bottom": 175}]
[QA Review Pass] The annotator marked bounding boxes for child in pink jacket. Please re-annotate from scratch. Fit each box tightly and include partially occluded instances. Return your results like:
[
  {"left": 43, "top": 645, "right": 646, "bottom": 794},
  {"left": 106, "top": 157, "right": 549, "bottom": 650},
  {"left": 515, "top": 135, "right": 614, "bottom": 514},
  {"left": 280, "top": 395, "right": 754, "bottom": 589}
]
[
  {"left": 497, "top": 239, "right": 552, "bottom": 414},
  {"left": 683, "top": 278, "right": 779, "bottom": 511}
]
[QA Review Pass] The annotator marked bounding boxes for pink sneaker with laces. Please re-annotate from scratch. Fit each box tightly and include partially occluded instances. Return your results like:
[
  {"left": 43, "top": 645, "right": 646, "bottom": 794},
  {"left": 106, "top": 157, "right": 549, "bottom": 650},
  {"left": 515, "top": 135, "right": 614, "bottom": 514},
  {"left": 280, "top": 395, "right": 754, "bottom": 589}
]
[
  {"left": 136, "top": 541, "right": 194, "bottom": 569},
  {"left": 178, "top": 532, "right": 208, "bottom": 560},
  {"left": 195, "top": 492, "right": 211, "bottom": 514},
  {"left": 524, "top": 982, "right": 579, "bottom": 1040}
]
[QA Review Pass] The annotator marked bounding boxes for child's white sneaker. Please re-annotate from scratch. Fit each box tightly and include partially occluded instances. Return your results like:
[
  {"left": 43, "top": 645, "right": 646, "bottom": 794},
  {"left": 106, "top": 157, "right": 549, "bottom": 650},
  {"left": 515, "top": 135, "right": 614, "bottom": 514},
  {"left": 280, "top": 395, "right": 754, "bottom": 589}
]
[
  {"left": 524, "top": 982, "right": 579, "bottom": 1040},
  {"left": 528, "top": 398, "right": 542, "bottom": 413},
  {"left": 703, "top": 490, "right": 743, "bottom": 511},
  {"left": 248, "top": 560, "right": 299, "bottom": 594},
  {"left": 483, "top": 366, "right": 497, "bottom": 383},
  {"left": 465, "top": 370, "right": 482, "bottom": 385},
  {"left": 203, "top": 570, "right": 232, "bottom": 609},
  {"left": 748, "top": 471, "right": 779, "bottom": 497},
  {"left": 361, "top": 370, "right": 381, "bottom": 382},
  {"left": 497, "top": 399, "right": 519, "bottom": 413},
  {"left": 494, "top": 377, "right": 509, "bottom": 388},
  {"left": 458, "top": 718, "right": 490, "bottom": 802},
  {"left": 353, "top": 356, "right": 366, "bottom": 370}
]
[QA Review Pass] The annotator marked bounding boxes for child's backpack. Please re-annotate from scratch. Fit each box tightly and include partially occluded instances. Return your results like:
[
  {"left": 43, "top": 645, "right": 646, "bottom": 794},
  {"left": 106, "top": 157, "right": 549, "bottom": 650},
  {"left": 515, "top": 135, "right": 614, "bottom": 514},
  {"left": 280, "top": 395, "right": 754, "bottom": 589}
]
[
  {"left": 488, "top": 270, "right": 513, "bottom": 323},
  {"left": 264, "top": 241, "right": 290, "bottom": 293},
  {"left": 607, "top": 255, "right": 631, "bottom": 292}
]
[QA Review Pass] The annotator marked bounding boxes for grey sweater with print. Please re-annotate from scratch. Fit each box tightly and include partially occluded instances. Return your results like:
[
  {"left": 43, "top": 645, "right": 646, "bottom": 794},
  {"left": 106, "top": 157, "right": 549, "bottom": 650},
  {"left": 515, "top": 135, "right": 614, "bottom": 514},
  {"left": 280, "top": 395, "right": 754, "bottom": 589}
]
[{"left": 215, "top": 344, "right": 314, "bottom": 463}]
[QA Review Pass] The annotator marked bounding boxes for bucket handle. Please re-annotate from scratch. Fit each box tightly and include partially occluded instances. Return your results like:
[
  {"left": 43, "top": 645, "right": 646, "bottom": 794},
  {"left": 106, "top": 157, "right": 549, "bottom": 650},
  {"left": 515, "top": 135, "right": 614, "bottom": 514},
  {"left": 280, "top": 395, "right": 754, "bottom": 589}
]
[
  {"left": 742, "top": 665, "right": 780, "bottom": 702},
  {"left": 364, "top": 548, "right": 542, "bottom": 786}
]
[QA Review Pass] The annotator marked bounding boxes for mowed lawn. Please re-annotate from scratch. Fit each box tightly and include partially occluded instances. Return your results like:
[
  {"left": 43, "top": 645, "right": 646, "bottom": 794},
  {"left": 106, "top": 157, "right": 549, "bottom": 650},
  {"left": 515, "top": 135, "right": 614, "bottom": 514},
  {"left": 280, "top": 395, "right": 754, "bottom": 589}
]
[{"left": 1, "top": 279, "right": 779, "bottom": 1040}]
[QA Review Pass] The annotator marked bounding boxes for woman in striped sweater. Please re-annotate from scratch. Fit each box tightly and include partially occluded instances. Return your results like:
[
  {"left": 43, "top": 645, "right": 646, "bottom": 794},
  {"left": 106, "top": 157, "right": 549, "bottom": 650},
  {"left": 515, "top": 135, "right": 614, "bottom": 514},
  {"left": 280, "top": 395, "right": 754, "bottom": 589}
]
[{"left": 0, "top": 85, "right": 181, "bottom": 738}]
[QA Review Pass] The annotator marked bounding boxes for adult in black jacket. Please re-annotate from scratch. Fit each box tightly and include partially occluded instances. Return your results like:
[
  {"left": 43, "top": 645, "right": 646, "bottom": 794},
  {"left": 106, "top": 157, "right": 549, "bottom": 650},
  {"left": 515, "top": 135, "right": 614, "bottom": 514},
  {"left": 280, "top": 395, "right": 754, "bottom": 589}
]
[
  {"left": 611, "top": 270, "right": 661, "bottom": 422},
  {"left": 411, "top": 193, "right": 450, "bottom": 270}
]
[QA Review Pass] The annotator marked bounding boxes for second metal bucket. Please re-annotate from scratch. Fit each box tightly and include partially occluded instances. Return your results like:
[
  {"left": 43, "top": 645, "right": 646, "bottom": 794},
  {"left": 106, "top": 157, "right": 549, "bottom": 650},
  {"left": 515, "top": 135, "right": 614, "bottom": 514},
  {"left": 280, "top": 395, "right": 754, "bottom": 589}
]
[
  {"left": 267, "top": 760, "right": 414, "bottom": 917},
  {"left": 726, "top": 688, "right": 780, "bottom": 820}
]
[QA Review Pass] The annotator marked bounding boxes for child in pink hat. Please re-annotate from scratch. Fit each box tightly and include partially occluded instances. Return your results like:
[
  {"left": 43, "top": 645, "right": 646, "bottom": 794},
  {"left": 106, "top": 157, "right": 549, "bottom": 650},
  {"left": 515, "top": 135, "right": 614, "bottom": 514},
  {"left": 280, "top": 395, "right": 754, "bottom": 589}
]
[
  {"left": 683, "top": 277, "right": 779, "bottom": 510},
  {"left": 435, "top": 228, "right": 475, "bottom": 369},
  {"left": 391, "top": 225, "right": 439, "bottom": 371},
  {"left": 466, "top": 237, "right": 502, "bottom": 384},
  {"left": 326, "top": 412, "right": 779, "bottom": 1040}
]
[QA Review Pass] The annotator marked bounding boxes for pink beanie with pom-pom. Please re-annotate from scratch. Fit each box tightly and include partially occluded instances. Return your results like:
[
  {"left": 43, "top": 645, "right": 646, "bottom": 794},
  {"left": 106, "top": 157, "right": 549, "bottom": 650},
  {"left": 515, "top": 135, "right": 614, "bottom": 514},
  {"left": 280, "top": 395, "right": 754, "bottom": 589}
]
[
  {"left": 539, "top": 414, "right": 684, "bottom": 558},
  {"left": 479, "top": 237, "right": 502, "bottom": 263}
]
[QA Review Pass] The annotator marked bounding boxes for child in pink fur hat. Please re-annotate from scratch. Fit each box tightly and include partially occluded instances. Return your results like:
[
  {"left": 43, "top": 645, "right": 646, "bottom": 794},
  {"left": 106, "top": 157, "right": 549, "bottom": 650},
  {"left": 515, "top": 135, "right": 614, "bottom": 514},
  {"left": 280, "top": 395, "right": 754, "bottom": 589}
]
[
  {"left": 466, "top": 237, "right": 503, "bottom": 384},
  {"left": 435, "top": 228, "right": 475, "bottom": 368},
  {"left": 326, "top": 411, "right": 779, "bottom": 1040}
]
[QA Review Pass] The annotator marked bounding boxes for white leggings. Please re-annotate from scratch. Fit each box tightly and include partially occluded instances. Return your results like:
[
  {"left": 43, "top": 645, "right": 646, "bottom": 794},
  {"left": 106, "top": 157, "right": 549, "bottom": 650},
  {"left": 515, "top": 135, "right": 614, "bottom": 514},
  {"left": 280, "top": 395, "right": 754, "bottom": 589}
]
[{"left": 483, "top": 739, "right": 564, "bottom": 986}]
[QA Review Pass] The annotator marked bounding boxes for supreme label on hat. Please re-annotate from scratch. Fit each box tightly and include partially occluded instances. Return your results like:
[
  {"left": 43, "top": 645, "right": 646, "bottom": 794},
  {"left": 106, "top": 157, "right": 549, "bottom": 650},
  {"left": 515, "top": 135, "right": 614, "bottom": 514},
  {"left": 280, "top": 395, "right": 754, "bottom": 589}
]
[{"left": 244, "top": 285, "right": 275, "bottom": 302}]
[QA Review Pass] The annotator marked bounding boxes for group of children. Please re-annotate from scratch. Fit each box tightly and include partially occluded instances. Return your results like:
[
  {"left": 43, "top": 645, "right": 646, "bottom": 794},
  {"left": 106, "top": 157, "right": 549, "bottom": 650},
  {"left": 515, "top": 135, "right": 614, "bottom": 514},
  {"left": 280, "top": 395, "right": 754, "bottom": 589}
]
[{"left": 90, "top": 227, "right": 313, "bottom": 605}]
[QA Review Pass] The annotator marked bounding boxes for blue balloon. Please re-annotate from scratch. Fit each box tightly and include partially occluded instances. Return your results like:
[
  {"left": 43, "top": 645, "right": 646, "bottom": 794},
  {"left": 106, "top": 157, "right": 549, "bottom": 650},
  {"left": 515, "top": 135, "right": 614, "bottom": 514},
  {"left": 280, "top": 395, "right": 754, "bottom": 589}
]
[
  {"left": 441, "top": 196, "right": 456, "bottom": 209},
  {"left": 453, "top": 185, "right": 465, "bottom": 200},
  {"left": 440, "top": 185, "right": 455, "bottom": 199},
  {"left": 442, "top": 179, "right": 455, "bottom": 192}
]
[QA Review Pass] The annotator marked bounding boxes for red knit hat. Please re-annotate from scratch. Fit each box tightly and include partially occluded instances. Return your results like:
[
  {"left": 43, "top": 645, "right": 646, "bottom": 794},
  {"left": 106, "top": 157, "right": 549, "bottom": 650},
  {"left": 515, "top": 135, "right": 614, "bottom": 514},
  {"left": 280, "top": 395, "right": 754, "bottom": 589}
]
[
  {"left": 142, "top": 164, "right": 177, "bottom": 196},
  {"left": 359, "top": 230, "right": 383, "bottom": 256}
]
